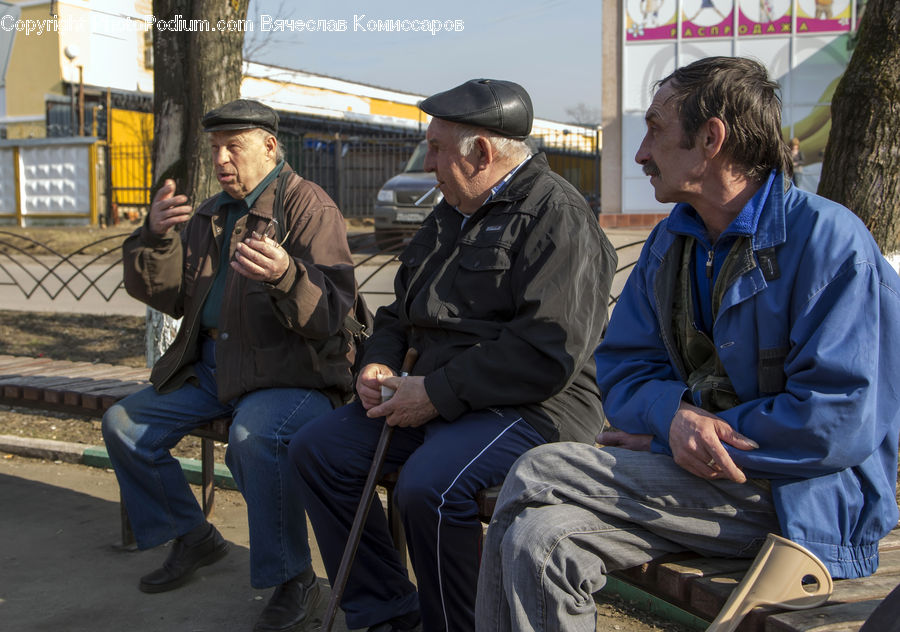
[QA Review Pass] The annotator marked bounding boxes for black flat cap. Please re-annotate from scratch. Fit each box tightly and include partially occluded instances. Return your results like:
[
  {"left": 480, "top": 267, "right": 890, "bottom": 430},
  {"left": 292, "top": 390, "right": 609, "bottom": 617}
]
[
  {"left": 420, "top": 79, "right": 533, "bottom": 139},
  {"left": 201, "top": 99, "right": 278, "bottom": 136}
]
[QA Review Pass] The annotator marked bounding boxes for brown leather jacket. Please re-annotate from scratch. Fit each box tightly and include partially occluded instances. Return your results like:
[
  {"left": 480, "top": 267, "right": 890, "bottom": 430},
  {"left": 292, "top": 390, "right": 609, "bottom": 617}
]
[{"left": 122, "top": 164, "right": 356, "bottom": 405}]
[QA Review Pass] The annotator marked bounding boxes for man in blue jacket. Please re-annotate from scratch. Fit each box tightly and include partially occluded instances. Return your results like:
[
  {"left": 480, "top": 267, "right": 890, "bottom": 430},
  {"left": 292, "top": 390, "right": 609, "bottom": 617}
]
[{"left": 475, "top": 56, "right": 900, "bottom": 632}]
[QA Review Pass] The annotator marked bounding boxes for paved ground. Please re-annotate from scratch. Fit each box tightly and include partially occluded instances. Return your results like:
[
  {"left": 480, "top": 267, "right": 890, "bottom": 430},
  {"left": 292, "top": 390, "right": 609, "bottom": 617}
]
[{"left": 0, "top": 454, "right": 354, "bottom": 632}]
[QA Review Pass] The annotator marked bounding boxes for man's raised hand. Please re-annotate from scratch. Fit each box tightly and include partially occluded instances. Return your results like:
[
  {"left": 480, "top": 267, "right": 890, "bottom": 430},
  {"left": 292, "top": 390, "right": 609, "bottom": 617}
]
[{"left": 148, "top": 179, "right": 192, "bottom": 236}]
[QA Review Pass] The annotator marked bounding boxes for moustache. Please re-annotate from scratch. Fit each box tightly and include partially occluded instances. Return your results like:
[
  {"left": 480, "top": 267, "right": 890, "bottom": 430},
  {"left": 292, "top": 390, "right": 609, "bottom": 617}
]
[{"left": 643, "top": 162, "right": 660, "bottom": 177}]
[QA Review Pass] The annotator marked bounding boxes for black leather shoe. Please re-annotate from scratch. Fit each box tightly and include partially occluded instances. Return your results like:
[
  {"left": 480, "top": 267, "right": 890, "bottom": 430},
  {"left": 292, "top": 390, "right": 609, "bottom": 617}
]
[
  {"left": 138, "top": 526, "right": 228, "bottom": 593},
  {"left": 253, "top": 571, "right": 324, "bottom": 632},
  {"left": 367, "top": 612, "right": 422, "bottom": 632},
  {"left": 367, "top": 624, "right": 423, "bottom": 632}
]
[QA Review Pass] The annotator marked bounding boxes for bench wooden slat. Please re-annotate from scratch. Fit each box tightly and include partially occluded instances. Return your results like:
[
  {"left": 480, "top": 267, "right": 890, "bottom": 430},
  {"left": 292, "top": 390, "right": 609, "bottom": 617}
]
[
  {"left": 477, "top": 486, "right": 500, "bottom": 518},
  {"left": 652, "top": 557, "right": 754, "bottom": 603},
  {"left": 875, "top": 529, "right": 900, "bottom": 551},
  {"left": 0, "top": 356, "right": 57, "bottom": 371},
  {"left": 687, "top": 568, "right": 900, "bottom": 626},
  {"left": 829, "top": 571, "right": 900, "bottom": 604},
  {"left": 2, "top": 383, "right": 23, "bottom": 399},
  {"left": 685, "top": 570, "right": 746, "bottom": 619},
  {"left": 766, "top": 599, "right": 881, "bottom": 632},
  {"left": 0, "top": 361, "right": 89, "bottom": 400},
  {"left": 610, "top": 552, "right": 696, "bottom": 591},
  {"left": 58, "top": 375, "right": 149, "bottom": 394},
  {"left": 868, "top": 548, "right": 900, "bottom": 575},
  {"left": 613, "top": 532, "right": 900, "bottom": 631},
  {"left": 0, "top": 359, "right": 86, "bottom": 375},
  {"left": 80, "top": 383, "right": 149, "bottom": 411},
  {"left": 61, "top": 379, "right": 146, "bottom": 409},
  {"left": 0, "top": 359, "right": 81, "bottom": 381},
  {"left": 39, "top": 371, "right": 150, "bottom": 406},
  {"left": 0, "top": 371, "right": 150, "bottom": 415},
  {"left": 21, "top": 368, "right": 131, "bottom": 399},
  {"left": 16, "top": 364, "right": 148, "bottom": 385}
]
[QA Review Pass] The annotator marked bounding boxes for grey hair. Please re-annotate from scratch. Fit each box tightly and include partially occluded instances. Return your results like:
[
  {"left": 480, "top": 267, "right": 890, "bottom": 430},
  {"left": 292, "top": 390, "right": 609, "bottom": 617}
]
[
  {"left": 253, "top": 128, "right": 284, "bottom": 162},
  {"left": 454, "top": 125, "right": 532, "bottom": 163}
]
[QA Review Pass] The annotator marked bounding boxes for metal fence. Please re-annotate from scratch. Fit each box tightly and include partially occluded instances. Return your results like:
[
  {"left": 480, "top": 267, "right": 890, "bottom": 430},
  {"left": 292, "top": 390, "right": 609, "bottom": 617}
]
[
  {"left": 281, "top": 132, "right": 421, "bottom": 218},
  {"left": 538, "top": 135, "right": 602, "bottom": 214},
  {"left": 0, "top": 230, "right": 127, "bottom": 302},
  {"left": 108, "top": 143, "right": 152, "bottom": 209},
  {"left": 106, "top": 128, "right": 601, "bottom": 220},
  {"left": 0, "top": 231, "right": 641, "bottom": 309}
]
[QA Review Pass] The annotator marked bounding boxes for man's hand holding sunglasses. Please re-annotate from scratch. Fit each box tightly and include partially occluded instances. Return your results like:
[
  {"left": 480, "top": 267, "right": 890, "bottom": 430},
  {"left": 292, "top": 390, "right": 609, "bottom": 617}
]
[{"left": 231, "top": 221, "right": 290, "bottom": 283}]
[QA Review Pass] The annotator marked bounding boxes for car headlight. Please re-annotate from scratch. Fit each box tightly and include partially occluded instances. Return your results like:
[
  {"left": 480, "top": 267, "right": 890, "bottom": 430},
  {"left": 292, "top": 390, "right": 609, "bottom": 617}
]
[{"left": 376, "top": 189, "right": 394, "bottom": 203}]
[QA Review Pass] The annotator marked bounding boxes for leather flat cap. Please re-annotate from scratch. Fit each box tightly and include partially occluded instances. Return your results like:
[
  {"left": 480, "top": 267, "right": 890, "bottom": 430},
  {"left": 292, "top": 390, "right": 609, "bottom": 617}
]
[
  {"left": 202, "top": 99, "right": 278, "bottom": 136},
  {"left": 420, "top": 79, "right": 533, "bottom": 139}
]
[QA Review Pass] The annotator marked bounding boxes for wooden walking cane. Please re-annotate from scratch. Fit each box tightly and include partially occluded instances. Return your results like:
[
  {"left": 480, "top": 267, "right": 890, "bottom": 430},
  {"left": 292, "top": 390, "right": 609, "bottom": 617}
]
[{"left": 320, "top": 348, "right": 419, "bottom": 632}]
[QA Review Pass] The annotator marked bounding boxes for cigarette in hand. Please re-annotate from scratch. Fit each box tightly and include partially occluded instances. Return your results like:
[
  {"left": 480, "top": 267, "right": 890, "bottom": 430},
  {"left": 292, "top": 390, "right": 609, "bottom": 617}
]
[{"left": 415, "top": 185, "right": 438, "bottom": 206}]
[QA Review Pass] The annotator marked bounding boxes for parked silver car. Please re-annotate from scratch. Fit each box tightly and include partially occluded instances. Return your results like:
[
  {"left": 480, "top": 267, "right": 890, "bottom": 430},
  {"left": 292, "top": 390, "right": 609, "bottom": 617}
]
[{"left": 373, "top": 141, "right": 442, "bottom": 250}]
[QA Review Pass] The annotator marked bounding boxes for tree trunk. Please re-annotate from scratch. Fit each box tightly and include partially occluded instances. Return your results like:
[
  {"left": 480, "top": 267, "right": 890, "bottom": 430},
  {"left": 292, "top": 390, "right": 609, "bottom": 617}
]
[
  {"left": 146, "top": 0, "right": 249, "bottom": 366},
  {"left": 818, "top": 0, "right": 900, "bottom": 255},
  {"left": 145, "top": 307, "right": 181, "bottom": 364}
]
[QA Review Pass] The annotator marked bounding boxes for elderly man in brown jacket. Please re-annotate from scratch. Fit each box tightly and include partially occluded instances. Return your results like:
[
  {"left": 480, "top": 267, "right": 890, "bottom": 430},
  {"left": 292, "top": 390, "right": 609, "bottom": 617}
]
[{"left": 102, "top": 99, "right": 356, "bottom": 632}]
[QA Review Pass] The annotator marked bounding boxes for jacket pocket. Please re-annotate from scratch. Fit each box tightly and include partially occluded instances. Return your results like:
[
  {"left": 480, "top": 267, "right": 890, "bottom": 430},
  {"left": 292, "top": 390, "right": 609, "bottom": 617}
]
[
  {"left": 451, "top": 243, "right": 515, "bottom": 319},
  {"left": 398, "top": 226, "right": 436, "bottom": 269},
  {"left": 458, "top": 243, "right": 512, "bottom": 272},
  {"left": 242, "top": 284, "right": 289, "bottom": 348}
]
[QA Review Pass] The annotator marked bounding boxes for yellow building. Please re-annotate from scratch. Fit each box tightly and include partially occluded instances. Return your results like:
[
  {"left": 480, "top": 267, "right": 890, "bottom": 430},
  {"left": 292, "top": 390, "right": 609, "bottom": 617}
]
[{"left": 1, "top": 0, "right": 154, "bottom": 141}]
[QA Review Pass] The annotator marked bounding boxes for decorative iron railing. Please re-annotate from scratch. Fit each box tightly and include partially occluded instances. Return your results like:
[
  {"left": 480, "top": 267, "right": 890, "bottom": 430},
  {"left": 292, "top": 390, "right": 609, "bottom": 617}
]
[
  {"left": 0, "top": 230, "right": 645, "bottom": 307},
  {"left": 0, "top": 231, "right": 127, "bottom": 302}
]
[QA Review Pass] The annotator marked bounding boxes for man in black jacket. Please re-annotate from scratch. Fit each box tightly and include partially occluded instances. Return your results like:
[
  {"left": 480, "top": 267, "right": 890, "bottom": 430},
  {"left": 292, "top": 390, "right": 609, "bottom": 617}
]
[{"left": 289, "top": 79, "right": 616, "bottom": 632}]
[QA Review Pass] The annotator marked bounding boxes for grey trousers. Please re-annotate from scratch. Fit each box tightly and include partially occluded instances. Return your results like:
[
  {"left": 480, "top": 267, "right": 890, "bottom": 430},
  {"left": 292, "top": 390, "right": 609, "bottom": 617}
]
[{"left": 475, "top": 444, "right": 781, "bottom": 632}]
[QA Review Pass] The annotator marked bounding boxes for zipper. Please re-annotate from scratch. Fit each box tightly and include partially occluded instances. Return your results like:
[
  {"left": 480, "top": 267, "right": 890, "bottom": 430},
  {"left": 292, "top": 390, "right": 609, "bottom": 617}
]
[
  {"left": 705, "top": 248, "right": 715, "bottom": 330},
  {"left": 157, "top": 217, "right": 221, "bottom": 387}
]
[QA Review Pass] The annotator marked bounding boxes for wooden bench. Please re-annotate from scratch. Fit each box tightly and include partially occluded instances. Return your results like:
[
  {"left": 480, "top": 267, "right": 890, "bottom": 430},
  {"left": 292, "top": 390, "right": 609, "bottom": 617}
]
[{"left": 0, "top": 354, "right": 230, "bottom": 544}]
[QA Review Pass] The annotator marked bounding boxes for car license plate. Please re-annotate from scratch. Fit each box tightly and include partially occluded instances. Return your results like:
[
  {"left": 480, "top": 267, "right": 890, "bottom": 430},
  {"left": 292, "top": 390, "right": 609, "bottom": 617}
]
[{"left": 396, "top": 212, "right": 426, "bottom": 223}]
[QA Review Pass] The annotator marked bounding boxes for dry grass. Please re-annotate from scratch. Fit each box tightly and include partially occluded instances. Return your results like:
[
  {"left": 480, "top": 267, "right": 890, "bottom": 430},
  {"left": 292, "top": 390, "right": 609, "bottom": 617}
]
[
  {"left": 0, "top": 310, "right": 145, "bottom": 367},
  {"left": 0, "top": 225, "right": 136, "bottom": 255}
]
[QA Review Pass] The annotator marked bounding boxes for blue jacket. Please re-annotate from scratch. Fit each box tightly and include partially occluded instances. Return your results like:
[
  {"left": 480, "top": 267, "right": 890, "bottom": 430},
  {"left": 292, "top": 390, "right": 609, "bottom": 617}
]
[{"left": 595, "top": 175, "right": 900, "bottom": 578}]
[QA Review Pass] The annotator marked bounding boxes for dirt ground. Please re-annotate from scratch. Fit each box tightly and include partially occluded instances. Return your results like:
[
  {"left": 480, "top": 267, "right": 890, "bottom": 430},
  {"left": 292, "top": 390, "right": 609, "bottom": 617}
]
[{"left": 0, "top": 307, "right": 695, "bottom": 631}]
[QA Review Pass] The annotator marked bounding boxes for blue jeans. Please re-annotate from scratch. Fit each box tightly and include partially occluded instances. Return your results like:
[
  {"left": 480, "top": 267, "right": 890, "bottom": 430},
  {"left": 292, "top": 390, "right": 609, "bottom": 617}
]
[
  {"left": 289, "top": 401, "right": 546, "bottom": 631},
  {"left": 101, "top": 336, "right": 332, "bottom": 588},
  {"left": 475, "top": 444, "right": 780, "bottom": 632}
]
